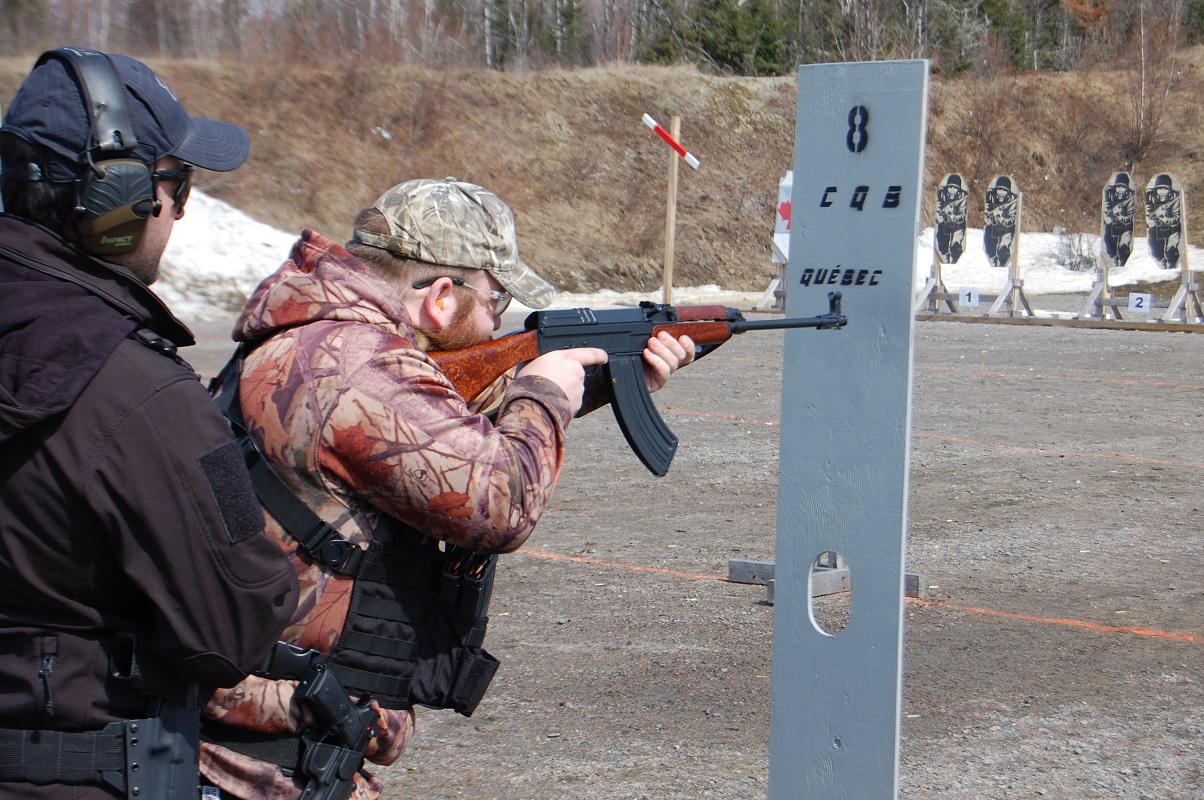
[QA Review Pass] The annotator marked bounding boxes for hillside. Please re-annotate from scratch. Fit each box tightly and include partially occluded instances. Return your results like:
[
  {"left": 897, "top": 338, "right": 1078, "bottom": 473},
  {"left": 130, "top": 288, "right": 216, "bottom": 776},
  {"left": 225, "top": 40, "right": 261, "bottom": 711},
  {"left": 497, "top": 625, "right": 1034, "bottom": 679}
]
[{"left": 3, "top": 53, "right": 1203, "bottom": 292}]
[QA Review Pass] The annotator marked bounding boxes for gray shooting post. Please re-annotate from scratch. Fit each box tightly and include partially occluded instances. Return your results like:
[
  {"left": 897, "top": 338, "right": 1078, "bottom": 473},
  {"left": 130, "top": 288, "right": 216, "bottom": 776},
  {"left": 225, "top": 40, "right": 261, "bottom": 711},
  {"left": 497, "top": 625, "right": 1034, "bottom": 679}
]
[{"left": 770, "top": 60, "right": 929, "bottom": 800}]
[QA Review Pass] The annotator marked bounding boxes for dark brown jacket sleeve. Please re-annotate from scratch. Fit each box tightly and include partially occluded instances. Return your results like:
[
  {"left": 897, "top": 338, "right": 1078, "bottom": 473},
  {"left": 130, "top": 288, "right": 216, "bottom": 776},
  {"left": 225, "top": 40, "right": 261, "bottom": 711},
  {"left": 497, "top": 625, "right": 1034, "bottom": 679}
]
[{"left": 85, "top": 341, "right": 299, "bottom": 687}]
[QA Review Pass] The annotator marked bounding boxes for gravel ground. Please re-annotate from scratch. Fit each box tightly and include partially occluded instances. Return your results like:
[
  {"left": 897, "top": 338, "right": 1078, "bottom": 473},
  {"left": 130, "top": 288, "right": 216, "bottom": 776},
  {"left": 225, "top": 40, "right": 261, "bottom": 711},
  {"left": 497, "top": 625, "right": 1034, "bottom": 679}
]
[{"left": 187, "top": 298, "right": 1203, "bottom": 800}]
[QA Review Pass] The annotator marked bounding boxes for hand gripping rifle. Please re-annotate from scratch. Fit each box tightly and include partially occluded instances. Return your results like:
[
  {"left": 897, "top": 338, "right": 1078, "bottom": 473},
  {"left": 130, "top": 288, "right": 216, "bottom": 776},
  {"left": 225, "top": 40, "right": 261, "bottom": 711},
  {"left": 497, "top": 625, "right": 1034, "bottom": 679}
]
[{"left": 430, "top": 291, "right": 848, "bottom": 476}]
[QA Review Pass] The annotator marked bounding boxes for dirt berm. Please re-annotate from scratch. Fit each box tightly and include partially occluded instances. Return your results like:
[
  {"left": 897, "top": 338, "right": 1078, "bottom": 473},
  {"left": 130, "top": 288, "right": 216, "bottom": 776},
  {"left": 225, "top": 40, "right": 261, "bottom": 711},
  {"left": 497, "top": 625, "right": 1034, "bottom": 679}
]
[{"left": 4, "top": 51, "right": 1204, "bottom": 294}]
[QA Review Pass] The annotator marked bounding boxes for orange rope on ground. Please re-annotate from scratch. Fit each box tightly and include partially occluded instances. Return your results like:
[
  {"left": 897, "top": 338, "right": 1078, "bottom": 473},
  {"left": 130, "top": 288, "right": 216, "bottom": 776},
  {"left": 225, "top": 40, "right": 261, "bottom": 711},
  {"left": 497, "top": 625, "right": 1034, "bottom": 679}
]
[
  {"left": 593, "top": 388, "right": 1201, "bottom": 644},
  {"left": 921, "top": 432, "right": 1204, "bottom": 470},
  {"left": 516, "top": 552, "right": 1201, "bottom": 644},
  {"left": 908, "top": 597, "right": 1201, "bottom": 644}
]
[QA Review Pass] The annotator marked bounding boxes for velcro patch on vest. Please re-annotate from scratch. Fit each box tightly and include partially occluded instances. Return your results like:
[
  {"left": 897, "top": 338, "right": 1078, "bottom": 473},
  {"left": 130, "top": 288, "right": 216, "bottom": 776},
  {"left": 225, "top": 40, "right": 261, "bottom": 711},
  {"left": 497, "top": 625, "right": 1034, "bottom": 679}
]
[{"left": 198, "top": 439, "right": 264, "bottom": 544}]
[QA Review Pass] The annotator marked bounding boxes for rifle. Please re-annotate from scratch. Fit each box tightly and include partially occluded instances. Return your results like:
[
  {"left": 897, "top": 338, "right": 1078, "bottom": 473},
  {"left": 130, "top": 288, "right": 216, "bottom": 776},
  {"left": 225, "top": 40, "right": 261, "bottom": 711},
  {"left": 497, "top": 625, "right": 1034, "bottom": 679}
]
[{"left": 430, "top": 291, "right": 848, "bottom": 476}]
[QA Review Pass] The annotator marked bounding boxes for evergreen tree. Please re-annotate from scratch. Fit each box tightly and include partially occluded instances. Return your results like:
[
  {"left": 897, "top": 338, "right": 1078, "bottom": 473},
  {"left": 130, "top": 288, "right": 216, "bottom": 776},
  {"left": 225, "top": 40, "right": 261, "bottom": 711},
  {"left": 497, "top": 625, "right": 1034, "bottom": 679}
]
[
  {"left": 684, "top": 0, "right": 789, "bottom": 75},
  {"left": 1176, "top": 0, "right": 1204, "bottom": 44},
  {"left": 545, "top": 0, "right": 591, "bottom": 66}
]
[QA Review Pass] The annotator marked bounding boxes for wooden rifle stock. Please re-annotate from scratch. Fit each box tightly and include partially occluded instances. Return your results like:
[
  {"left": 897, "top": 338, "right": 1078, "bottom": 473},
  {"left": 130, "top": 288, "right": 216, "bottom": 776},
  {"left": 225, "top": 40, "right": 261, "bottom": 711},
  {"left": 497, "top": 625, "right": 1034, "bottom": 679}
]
[{"left": 433, "top": 329, "right": 541, "bottom": 403}]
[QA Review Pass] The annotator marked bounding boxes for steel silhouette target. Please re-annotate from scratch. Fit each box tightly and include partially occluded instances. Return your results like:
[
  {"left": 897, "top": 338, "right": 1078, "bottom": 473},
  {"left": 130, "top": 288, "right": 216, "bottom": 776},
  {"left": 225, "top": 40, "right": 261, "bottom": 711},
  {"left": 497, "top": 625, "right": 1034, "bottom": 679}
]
[
  {"left": 1144, "top": 172, "right": 1184, "bottom": 271},
  {"left": 934, "top": 173, "right": 969, "bottom": 264},
  {"left": 983, "top": 175, "right": 1020, "bottom": 269},
  {"left": 1100, "top": 172, "right": 1136, "bottom": 269}
]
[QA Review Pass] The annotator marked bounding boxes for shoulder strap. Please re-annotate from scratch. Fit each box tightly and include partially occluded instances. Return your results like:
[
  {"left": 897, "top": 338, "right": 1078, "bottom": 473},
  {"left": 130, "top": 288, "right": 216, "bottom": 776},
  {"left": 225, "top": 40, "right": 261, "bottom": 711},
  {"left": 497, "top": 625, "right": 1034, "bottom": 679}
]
[{"left": 209, "top": 344, "right": 365, "bottom": 576}]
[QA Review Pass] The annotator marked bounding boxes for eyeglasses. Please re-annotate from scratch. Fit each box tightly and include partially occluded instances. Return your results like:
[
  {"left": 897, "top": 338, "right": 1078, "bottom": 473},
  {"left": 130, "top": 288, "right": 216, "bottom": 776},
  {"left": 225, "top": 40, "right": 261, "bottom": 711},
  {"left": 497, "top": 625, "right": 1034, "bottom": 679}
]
[
  {"left": 152, "top": 164, "right": 195, "bottom": 208},
  {"left": 412, "top": 276, "right": 512, "bottom": 315}
]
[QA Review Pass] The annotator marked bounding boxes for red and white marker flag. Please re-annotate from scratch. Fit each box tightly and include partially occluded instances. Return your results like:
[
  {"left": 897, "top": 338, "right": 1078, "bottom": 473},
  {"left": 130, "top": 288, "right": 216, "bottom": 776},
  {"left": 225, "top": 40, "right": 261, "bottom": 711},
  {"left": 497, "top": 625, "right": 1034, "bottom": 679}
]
[{"left": 642, "top": 113, "right": 701, "bottom": 170}]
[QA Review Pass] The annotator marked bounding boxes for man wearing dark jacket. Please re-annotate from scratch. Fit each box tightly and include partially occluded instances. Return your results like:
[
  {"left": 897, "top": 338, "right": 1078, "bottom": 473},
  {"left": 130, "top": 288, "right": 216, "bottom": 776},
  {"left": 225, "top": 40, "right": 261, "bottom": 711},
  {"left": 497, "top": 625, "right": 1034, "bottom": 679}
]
[{"left": 0, "top": 48, "right": 298, "bottom": 799}]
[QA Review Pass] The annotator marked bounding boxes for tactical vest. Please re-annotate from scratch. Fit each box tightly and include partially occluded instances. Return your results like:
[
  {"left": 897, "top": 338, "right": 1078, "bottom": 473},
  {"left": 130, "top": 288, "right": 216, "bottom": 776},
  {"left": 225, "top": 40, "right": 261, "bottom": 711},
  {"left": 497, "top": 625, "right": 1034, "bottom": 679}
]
[{"left": 203, "top": 344, "right": 499, "bottom": 790}]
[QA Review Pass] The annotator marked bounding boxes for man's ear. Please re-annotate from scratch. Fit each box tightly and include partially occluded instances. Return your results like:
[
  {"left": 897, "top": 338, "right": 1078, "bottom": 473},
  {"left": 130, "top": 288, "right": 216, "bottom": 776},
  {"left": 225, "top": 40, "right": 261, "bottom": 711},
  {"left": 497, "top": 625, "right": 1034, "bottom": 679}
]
[{"left": 418, "top": 276, "right": 458, "bottom": 331}]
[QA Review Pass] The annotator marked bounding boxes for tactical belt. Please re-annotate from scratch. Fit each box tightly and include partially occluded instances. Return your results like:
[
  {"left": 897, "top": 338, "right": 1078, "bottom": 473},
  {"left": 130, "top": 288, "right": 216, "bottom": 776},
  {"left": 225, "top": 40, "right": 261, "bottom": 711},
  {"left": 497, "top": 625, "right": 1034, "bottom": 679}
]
[
  {"left": 0, "top": 724, "right": 125, "bottom": 785},
  {"left": 200, "top": 718, "right": 304, "bottom": 773},
  {"left": 0, "top": 703, "right": 200, "bottom": 800},
  {"left": 256, "top": 637, "right": 412, "bottom": 704}
]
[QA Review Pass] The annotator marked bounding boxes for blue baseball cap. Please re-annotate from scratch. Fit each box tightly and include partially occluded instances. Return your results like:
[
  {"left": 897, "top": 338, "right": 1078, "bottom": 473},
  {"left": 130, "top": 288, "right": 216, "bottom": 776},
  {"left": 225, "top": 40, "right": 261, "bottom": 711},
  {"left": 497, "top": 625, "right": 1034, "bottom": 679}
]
[{"left": 2, "top": 47, "right": 249, "bottom": 182}]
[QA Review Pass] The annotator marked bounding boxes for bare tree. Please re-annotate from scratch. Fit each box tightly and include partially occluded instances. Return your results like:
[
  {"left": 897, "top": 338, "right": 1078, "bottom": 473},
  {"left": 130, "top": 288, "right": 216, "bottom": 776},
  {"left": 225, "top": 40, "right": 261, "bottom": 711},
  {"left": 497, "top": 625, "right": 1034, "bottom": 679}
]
[
  {"left": 629, "top": 0, "right": 649, "bottom": 62},
  {"left": 1, "top": 0, "right": 50, "bottom": 56},
  {"left": 903, "top": 0, "right": 926, "bottom": 58},
  {"left": 504, "top": 0, "right": 533, "bottom": 70},
  {"left": 103, "top": 0, "right": 118, "bottom": 49},
  {"left": 1123, "top": 0, "right": 1183, "bottom": 163},
  {"left": 484, "top": 0, "right": 497, "bottom": 67},
  {"left": 554, "top": 0, "right": 566, "bottom": 62},
  {"left": 221, "top": 0, "right": 245, "bottom": 57},
  {"left": 593, "top": 0, "right": 633, "bottom": 63}
]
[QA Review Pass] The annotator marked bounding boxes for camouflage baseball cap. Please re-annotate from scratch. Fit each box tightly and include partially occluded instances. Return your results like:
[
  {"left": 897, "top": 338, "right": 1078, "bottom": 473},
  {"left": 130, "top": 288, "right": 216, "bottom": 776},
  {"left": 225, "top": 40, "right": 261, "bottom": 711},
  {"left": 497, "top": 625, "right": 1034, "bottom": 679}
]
[{"left": 353, "top": 177, "right": 557, "bottom": 309}]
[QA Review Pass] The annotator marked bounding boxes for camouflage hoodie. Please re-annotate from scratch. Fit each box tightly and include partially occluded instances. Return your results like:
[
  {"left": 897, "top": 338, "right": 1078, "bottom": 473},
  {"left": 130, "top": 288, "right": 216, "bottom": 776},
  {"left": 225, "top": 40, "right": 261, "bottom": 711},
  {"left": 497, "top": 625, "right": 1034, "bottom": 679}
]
[{"left": 200, "top": 230, "right": 573, "bottom": 799}]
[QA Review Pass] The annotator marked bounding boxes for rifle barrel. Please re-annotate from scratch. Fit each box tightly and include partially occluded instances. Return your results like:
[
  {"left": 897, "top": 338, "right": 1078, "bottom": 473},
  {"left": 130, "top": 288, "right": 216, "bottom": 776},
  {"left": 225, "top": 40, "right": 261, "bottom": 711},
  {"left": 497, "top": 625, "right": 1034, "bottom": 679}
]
[
  {"left": 728, "top": 291, "right": 846, "bottom": 333},
  {"left": 730, "top": 314, "right": 847, "bottom": 333}
]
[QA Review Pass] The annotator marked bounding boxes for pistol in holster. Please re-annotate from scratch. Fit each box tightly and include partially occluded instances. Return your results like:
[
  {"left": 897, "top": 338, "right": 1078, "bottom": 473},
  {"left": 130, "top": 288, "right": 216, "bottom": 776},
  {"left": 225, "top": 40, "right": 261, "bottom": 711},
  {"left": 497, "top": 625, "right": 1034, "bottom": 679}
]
[{"left": 295, "top": 663, "right": 378, "bottom": 800}]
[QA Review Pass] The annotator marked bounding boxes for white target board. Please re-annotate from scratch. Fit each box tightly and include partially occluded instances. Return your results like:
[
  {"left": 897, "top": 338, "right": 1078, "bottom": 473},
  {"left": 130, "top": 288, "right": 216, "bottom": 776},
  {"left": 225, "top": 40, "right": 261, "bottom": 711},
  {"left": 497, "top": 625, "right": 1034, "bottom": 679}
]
[{"left": 770, "top": 61, "right": 928, "bottom": 800}]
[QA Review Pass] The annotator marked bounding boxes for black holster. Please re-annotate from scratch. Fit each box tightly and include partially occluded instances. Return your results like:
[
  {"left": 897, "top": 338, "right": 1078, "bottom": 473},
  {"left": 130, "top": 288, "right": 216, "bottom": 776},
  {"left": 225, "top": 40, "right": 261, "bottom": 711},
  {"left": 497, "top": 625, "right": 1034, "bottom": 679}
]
[
  {"left": 296, "top": 740, "right": 364, "bottom": 800},
  {"left": 0, "top": 706, "right": 199, "bottom": 800},
  {"left": 102, "top": 702, "right": 201, "bottom": 800},
  {"left": 106, "top": 628, "right": 201, "bottom": 800}
]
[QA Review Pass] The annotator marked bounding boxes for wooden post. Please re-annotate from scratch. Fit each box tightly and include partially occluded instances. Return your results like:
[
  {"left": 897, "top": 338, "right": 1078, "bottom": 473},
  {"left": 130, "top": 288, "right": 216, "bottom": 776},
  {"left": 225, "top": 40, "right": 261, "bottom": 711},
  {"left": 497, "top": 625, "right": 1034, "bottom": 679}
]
[
  {"left": 1006, "top": 196, "right": 1028, "bottom": 314},
  {"left": 662, "top": 115, "right": 681, "bottom": 305},
  {"left": 914, "top": 237, "right": 957, "bottom": 314}
]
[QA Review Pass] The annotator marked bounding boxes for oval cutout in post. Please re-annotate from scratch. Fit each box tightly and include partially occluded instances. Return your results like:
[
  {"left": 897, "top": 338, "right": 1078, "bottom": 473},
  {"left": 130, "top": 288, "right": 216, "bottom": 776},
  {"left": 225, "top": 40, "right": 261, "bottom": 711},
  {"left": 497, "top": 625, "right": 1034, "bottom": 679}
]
[{"left": 808, "top": 550, "right": 851, "bottom": 636}]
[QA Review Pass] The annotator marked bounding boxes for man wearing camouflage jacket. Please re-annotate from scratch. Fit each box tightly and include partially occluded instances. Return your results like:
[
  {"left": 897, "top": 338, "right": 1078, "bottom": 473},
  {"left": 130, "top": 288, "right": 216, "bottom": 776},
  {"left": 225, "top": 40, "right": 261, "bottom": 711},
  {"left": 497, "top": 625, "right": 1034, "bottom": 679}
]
[{"left": 199, "top": 178, "right": 694, "bottom": 799}]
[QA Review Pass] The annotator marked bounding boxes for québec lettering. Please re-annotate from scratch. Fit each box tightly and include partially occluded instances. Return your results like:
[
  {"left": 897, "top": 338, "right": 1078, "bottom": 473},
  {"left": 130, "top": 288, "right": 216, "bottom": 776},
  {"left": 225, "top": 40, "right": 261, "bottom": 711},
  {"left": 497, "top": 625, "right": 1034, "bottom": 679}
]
[{"left": 799, "top": 267, "right": 882, "bottom": 287}]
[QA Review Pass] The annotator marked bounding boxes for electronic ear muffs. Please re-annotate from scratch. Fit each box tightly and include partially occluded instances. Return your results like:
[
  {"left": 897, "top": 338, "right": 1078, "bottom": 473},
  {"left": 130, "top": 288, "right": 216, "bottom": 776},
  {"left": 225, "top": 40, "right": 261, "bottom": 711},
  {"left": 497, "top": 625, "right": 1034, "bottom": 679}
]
[
  {"left": 74, "top": 157, "right": 158, "bottom": 255},
  {"left": 35, "top": 48, "right": 158, "bottom": 256}
]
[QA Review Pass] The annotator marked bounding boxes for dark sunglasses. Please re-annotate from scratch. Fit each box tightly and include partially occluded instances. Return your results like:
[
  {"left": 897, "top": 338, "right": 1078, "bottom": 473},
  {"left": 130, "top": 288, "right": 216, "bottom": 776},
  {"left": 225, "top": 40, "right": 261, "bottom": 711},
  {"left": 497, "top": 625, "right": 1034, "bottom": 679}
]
[
  {"left": 153, "top": 164, "right": 195, "bottom": 208},
  {"left": 412, "top": 276, "right": 512, "bottom": 315}
]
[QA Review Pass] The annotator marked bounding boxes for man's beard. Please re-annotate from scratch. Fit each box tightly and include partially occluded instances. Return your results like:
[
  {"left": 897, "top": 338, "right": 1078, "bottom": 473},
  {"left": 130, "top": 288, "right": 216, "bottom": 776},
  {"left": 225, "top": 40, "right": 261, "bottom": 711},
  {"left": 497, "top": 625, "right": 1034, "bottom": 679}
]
[{"left": 424, "top": 302, "right": 488, "bottom": 351}]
